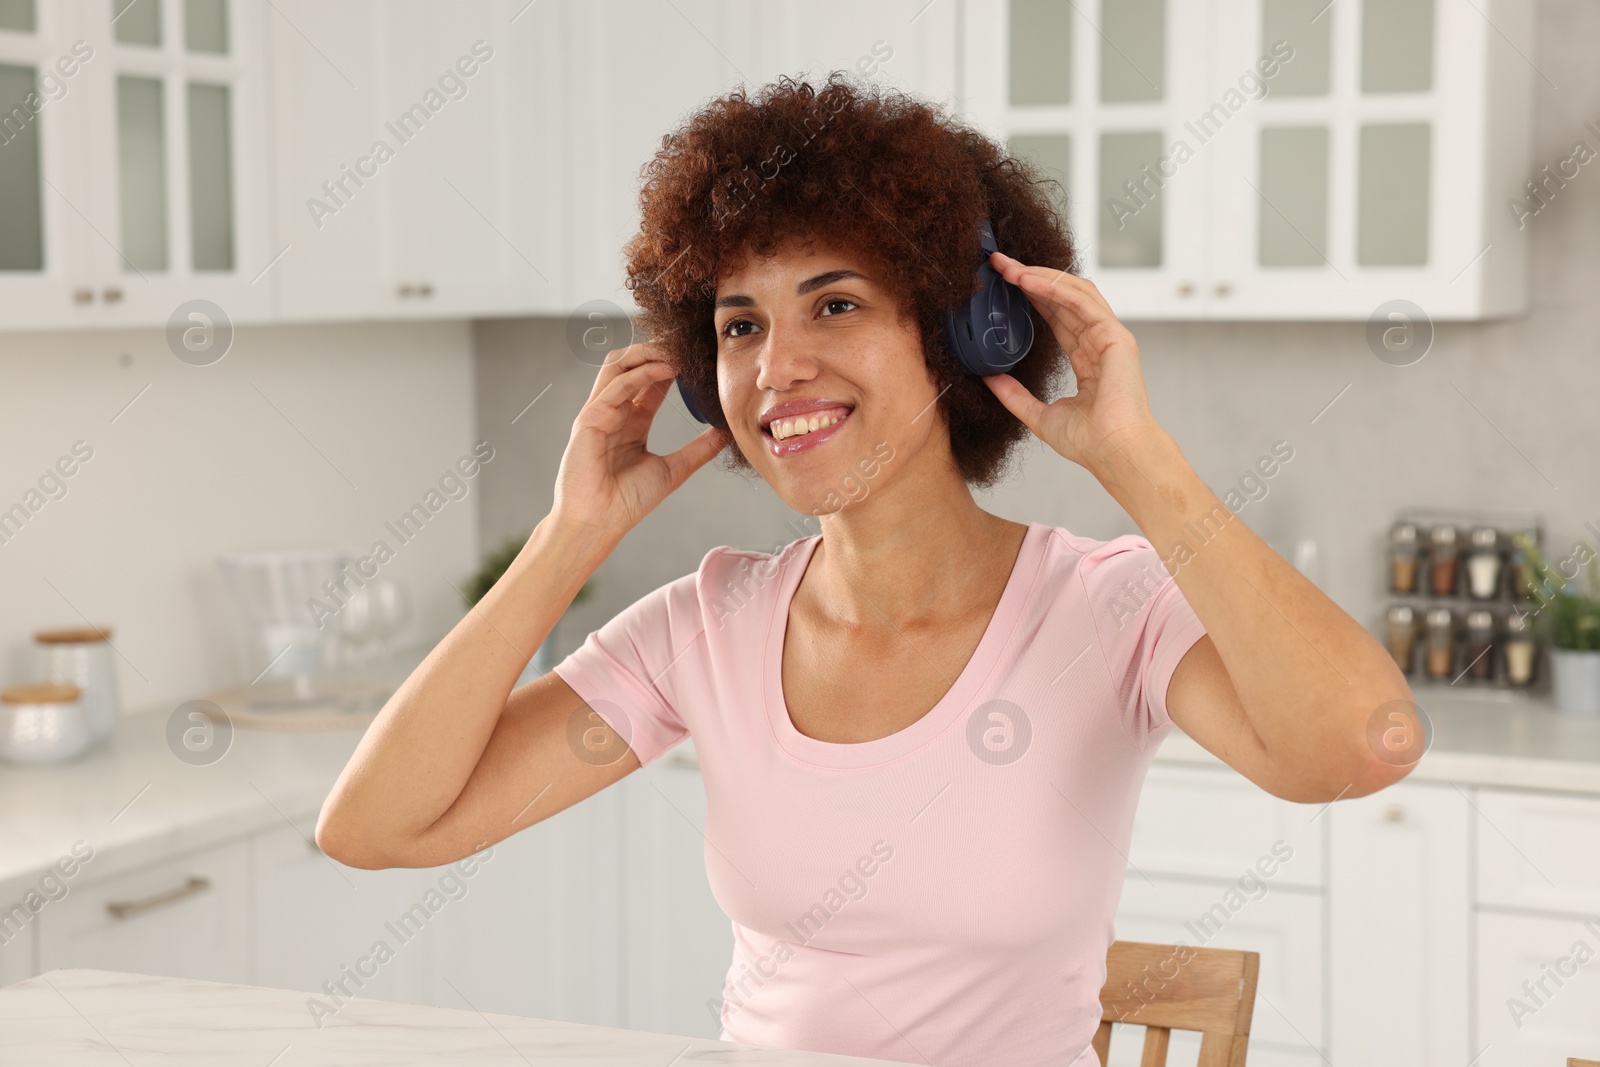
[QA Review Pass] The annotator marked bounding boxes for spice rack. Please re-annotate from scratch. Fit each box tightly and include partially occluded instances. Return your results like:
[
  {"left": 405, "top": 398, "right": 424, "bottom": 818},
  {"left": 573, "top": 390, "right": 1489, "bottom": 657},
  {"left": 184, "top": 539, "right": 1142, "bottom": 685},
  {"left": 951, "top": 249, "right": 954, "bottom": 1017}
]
[{"left": 1383, "top": 508, "right": 1547, "bottom": 697}]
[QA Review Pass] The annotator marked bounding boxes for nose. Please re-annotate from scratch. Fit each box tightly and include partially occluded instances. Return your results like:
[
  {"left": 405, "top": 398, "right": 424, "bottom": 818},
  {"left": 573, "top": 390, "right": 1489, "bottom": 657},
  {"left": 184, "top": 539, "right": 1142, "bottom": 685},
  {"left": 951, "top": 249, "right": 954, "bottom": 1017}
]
[{"left": 753, "top": 318, "right": 822, "bottom": 396}]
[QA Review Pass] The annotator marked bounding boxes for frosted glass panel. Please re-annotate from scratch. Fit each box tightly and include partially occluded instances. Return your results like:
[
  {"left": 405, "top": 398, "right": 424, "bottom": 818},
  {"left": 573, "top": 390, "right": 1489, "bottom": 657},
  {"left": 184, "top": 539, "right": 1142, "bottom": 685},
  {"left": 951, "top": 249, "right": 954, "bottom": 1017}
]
[
  {"left": 1098, "top": 132, "right": 1163, "bottom": 268},
  {"left": 184, "top": 0, "right": 228, "bottom": 53},
  {"left": 1258, "top": 127, "right": 1328, "bottom": 266},
  {"left": 1009, "top": 0, "right": 1071, "bottom": 105},
  {"left": 1262, "top": 0, "right": 1330, "bottom": 96},
  {"left": 1358, "top": 123, "right": 1430, "bottom": 265},
  {"left": 113, "top": 0, "right": 162, "bottom": 46},
  {"left": 1100, "top": 0, "right": 1164, "bottom": 103},
  {"left": 0, "top": 63, "right": 43, "bottom": 269},
  {"left": 117, "top": 74, "right": 168, "bottom": 271},
  {"left": 188, "top": 82, "right": 233, "bottom": 270},
  {"left": 0, "top": 0, "right": 35, "bottom": 33},
  {"left": 1362, "top": 0, "right": 1433, "bottom": 92},
  {"left": 1008, "top": 134, "right": 1072, "bottom": 224}
]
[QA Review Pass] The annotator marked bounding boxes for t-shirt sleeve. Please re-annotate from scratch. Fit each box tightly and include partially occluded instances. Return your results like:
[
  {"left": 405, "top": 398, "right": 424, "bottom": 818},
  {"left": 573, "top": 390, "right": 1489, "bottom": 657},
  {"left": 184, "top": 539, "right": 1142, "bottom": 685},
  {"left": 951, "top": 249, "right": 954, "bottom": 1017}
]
[
  {"left": 549, "top": 564, "right": 706, "bottom": 768},
  {"left": 1077, "top": 533, "right": 1209, "bottom": 750}
]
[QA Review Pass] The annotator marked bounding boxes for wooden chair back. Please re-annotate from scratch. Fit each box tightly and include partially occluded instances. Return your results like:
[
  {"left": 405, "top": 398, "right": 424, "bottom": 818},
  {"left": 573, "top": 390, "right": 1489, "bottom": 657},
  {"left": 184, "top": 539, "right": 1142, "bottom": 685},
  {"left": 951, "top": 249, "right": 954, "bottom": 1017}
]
[
  {"left": 1568, "top": 1058, "right": 1600, "bottom": 1066},
  {"left": 1093, "top": 939, "right": 1260, "bottom": 1067}
]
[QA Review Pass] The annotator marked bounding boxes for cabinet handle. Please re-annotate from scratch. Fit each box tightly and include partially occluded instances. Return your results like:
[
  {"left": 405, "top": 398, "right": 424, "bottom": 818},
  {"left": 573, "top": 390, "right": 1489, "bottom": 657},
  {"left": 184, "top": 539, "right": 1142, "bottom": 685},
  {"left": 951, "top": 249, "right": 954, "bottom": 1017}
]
[
  {"left": 1213, "top": 282, "right": 1232, "bottom": 297},
  {"left": 106, "top": 875, "right": 212, "bottom": 919},
  {"left": 73, "top": 288, "right": 94, "bottom": 305},
  {"left": 418, "top": 282, "right": 434, "bottom": 298},
  {"left": 1383, "top": 804, "right": 1405, "bottom": 823},
  {"left": 667, "top": 749, "right": 700, "bottom": 770},
  {"left": 1176, "top": 282, "right": 1195, "bottom": 297},
  {"left": 102, "top": 287, "right": 123, "bottom": 304},
  {"left": 397, "top": 283, "right": 414, "bottom": 298}
]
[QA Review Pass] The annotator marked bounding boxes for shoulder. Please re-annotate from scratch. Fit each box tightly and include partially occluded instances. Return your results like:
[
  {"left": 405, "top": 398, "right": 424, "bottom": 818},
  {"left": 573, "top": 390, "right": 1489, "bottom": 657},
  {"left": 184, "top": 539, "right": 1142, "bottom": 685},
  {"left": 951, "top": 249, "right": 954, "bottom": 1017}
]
[{"left": 1034, "top": 525, "right": 1177, "bottom": 632}]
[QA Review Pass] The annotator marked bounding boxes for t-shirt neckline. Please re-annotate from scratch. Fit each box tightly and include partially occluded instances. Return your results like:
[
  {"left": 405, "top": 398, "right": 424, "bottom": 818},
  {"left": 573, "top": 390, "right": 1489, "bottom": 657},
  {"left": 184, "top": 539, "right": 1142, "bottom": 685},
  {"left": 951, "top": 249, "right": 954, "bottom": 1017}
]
[{"left": 763, "top": 521, "right": 1049, "bottom": 770}]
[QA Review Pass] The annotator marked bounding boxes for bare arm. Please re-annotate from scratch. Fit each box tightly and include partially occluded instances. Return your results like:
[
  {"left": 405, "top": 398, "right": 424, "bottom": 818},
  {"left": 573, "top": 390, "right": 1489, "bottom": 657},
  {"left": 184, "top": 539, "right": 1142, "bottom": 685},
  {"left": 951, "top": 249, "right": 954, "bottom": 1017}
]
[{"left": 315, "top": 343, "right": 729, "bottom": 869}]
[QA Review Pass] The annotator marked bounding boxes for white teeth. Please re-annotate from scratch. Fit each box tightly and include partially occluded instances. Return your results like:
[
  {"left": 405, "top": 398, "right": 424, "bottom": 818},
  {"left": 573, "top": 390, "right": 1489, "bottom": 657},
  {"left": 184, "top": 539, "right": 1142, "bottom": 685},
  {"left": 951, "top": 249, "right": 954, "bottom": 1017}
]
[{"left": 771, "top": 413, "right": 842, "bottom": 441}]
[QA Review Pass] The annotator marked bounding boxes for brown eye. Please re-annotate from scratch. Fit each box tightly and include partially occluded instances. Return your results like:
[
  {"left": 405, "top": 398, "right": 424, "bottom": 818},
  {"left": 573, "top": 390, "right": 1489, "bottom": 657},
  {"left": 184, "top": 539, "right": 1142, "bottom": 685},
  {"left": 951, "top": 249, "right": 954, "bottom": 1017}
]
[
  {"left": 820, "top": 298, "right": 858, "bottom": 317},
  {"left": 721, "top": 318, "right": 758, "bottom": 339}
]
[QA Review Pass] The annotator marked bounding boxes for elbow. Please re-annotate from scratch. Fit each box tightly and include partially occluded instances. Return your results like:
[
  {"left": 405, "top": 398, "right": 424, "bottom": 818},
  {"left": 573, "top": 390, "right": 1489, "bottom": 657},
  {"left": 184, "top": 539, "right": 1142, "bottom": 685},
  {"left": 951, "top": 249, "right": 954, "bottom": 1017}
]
[{"left": 315, "top": 805, "right": 404, "bottom": 870}]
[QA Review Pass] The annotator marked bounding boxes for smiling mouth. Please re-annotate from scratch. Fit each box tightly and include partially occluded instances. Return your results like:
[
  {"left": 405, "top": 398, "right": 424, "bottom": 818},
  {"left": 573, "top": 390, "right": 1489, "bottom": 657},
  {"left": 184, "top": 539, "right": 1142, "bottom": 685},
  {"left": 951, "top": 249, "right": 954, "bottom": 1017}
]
[{"left": 764, "top": 408, "right": 852, "bottom": 442}]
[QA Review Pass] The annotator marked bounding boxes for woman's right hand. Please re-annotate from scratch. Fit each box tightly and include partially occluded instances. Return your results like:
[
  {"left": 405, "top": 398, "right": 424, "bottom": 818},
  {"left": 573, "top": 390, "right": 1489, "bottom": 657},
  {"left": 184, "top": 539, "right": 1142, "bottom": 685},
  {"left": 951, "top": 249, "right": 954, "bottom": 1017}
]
[{"left": 550, "top": 342, "right": 730, "bottom": 547}]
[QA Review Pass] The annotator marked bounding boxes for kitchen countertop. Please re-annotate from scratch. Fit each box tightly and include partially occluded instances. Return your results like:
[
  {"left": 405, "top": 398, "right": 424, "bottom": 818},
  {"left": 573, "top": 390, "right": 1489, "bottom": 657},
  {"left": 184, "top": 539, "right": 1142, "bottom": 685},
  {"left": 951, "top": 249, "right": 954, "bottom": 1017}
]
[
  {"left": 2, "top": 685, "right": 1598, "bottom": 902},
  {"left": 0, "top": 968, "right": 908, "bottom": 1065}
]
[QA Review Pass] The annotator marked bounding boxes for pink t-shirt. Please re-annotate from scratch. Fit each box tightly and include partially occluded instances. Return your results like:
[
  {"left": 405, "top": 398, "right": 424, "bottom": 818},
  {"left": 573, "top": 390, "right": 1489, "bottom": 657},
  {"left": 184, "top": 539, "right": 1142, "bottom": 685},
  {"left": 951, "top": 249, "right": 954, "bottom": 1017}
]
[{"left": 552, "top": 521, "right": 1208, "bottom": 1066}]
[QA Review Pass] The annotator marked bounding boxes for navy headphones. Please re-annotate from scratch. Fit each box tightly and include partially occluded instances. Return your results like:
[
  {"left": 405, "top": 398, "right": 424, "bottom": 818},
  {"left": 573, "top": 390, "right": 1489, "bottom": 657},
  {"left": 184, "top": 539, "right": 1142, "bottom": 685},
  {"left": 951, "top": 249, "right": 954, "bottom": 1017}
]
[{"left": 676, "top": 218, "right": 1035, "bottom": 425}]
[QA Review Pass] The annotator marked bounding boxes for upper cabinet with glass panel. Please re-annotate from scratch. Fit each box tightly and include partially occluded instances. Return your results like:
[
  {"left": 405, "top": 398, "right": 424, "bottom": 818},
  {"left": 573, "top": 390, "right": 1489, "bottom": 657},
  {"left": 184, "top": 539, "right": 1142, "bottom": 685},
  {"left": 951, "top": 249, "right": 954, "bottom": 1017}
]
[{"left": 960, "top": 0, "right": 1534, "bottom": 320}]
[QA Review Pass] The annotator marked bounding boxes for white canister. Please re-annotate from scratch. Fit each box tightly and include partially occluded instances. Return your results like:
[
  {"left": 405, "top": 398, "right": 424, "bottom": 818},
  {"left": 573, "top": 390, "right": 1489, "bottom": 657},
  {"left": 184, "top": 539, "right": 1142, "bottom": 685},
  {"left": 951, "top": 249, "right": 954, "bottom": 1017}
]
[
  {"left": 35, "top": 626, "right": 121, "bottom": 744},
  {"left": 0, "top": 683, "right": 92, "bottom": 764}
]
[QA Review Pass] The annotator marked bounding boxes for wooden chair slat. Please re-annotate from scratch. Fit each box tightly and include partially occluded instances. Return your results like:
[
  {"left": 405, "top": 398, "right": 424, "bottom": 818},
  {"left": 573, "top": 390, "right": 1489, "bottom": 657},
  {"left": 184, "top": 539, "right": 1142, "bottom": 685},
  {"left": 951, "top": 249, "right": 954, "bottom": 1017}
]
[
  {"left": 1096, "top": 939, "right": 1261, "bottom": 1067},
  {"left": 1139, "top": 1025, "right": 1170, "bottom": 1067}
]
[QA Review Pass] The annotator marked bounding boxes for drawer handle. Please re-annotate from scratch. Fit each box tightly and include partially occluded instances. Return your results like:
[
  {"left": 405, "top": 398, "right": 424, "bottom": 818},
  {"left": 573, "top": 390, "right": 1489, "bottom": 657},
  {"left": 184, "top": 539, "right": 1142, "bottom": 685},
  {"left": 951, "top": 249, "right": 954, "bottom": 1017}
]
[
  {"left": 102, "top": 287, "right": 124, "bottom": 304},
  {"left": 106, "top": 875, "right": 211, "bottom": 919},
  {"left": 667, "top": 749, "right": 700, "bottom": 770},
  {"left": 73, "top": 288, "right": 94, "bottom": 304},
  {"left": 1384, "top": 804, "right": 1406, "bottom": 823}
]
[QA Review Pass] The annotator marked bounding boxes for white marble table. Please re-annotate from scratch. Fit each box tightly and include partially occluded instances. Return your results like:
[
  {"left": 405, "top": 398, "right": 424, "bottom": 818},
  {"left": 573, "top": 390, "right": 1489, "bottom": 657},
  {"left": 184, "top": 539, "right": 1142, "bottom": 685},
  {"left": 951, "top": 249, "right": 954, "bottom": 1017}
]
[{"left": 0, "top": 969, "right": 910, "bottom": 1065}]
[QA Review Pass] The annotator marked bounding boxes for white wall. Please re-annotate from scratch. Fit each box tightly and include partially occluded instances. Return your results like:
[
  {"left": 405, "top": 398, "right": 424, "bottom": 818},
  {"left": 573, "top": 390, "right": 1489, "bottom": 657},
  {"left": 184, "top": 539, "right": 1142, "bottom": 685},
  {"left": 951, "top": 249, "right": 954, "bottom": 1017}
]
[{"left": 0, "top": 321, "right": 479, "bottom": 714}]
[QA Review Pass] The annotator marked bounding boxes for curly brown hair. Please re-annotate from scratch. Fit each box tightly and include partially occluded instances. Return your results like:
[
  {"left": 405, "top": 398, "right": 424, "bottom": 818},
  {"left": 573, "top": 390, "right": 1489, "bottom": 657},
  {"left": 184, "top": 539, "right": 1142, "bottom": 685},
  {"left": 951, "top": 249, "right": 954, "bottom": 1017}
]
[{"left": 622, "top": 71, "right": 1080, "bottom": 489}]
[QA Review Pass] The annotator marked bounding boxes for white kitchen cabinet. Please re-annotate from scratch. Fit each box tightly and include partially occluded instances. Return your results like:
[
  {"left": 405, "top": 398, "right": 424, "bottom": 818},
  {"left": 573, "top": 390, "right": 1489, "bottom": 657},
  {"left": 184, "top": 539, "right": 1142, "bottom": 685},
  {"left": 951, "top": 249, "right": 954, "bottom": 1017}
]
[
  {"left": 620, "top": 740, "right": 734, "bottom": 1039},
  {"left": 0, "top": 0, "right": 272, "bottom": 329},
  {"left": 1475, "top": 911, "right": 1600, "bottom": 1067},
  {"left": 424, "top": 787, "right": 623, "bottom": 1028},
  {"left": 0, "top": 911, "right": 35, "bottom": 986},
  {"left": 251, "top": 814, "right": 436, "bottom": 1008},
  {"left": 36, "top": 835, "right": 251, "bottom": 985},
  {"left": 960, "top": 0, "right": 1533, "bottom": 320},
  {"left": 1475, "top": 788, "right": 1600, "bottom": 918},
  {"left": 1328, "top": 779, "right": 1470, "bottom": 1067},
  {"left": 269, "top": 0, "right": 565, "bottom": 321}
]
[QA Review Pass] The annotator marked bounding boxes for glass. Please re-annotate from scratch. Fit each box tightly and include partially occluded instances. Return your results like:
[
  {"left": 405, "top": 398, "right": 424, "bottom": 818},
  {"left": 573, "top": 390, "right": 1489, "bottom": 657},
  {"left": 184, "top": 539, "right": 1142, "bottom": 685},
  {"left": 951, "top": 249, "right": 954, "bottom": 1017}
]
[
  {"left": 1261, "top": 0, "right": 1330, "bottom": 97},
  {"left": 1357, "top": 122, "right": 1430, "bottom": 266},
  {"left": 1362, "top": 0, "right": 1434, "bottom": 93},
  {"left": 118, "top": 74, "right": 168, "bottom": 270},
  {"left": 1100, "top": 0, "right": 1164, "bottom": 103},
  {"left": 1099, "top": 131, "right": 1164, "bottom": 267},
  {"left": 184, "top": 0, "right": 228, "bottom": 53},
  {"left": 1009, "top": 0, "right": 1071, "bottom": 106},
  {"left": 0, "top": 0, "right": 34, "bottom": 33},
  {"left": 188, "top": 82, "right": 233, "bottom": 270},
  {"left": 0, "top": 63, "right": 44, "bottom": 270},
  {"left": 1008, "top": 133, "right": 1071, "bottom": 224},
  {"left": 112, "top": 0, "right": 162, "bottom": 47},
  {"left": 1258, "top": 126, "right": 1329, "bottom": 266}
]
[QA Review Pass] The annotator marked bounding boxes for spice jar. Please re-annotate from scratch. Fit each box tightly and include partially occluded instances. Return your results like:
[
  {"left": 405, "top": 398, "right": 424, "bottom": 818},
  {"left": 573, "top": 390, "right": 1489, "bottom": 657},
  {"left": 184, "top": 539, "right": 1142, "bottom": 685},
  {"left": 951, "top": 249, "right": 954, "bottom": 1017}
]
[
  {"left": 1508, "top": 534, "right": 1537, "bottom": 600},
  {"left": 1466, "top": 527, "right": 1502, "bottom": 600},
  {"left": 1464, "top": 610, "right": 1496, "bottom": 682},
  {"left": 1385, "top": 604, "right": 1419, "bottom": 674},
  {"left": 1424, "top": 607, "right": 1455, "bottom": 681},
  {"left": 1504, "top": 611, "right": 1537, "bottom": 686},
  {"left": 0, "top": 683, "right": 90, "bottom": 764},
  {"left": 35, "top": 626, "right": 120, "bottom": 745},
  {"left": 1428, "top": 526, "right": 1461, "bottom": 596},
  {"left": 1389, "top": 522, "right": 1421, "bottom": 594}
]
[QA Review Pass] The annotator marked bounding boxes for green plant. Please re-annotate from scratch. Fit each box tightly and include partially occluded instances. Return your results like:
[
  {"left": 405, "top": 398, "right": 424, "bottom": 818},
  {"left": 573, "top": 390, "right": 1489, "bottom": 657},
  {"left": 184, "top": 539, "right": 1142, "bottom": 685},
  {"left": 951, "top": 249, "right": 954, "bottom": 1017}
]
[
  {"left": 1511, "top": 531, "right": 1600, "bottom": 651},
  {"left": 462, "top": 533, "right": 595, "bottom": 610}
]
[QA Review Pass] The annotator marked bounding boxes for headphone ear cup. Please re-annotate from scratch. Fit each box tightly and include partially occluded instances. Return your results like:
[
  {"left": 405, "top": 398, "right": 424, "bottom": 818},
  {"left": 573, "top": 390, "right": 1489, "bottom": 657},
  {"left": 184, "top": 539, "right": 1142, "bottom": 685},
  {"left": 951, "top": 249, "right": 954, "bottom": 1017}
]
[{"left": 677, "top": 376, "right": 712, "bottom": 425}]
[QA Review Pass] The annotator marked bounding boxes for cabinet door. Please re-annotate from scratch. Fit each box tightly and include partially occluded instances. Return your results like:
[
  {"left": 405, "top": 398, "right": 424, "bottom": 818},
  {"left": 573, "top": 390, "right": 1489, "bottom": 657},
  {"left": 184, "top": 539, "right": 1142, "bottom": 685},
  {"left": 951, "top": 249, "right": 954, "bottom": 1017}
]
[
  {"left": 1476, "top": 911, "right": 1600, "bottom": 1067},
  {"left": 36, "top": 836, "right": 250, "bottom": 985},
  {"left": 424, "top": 787, "right": 622, "bottom": 1028},
  {"left": 1475, "top": 788, "right": 1600, "bottom": 917},
  {"left": 381, "top": 0, "right": 565, "bottom": 318},
  {"left": 73, "top": 0, "right": 273, "bottom": 326},
  {"left": 0, "top": 906, "right": 35, "bottom": 986},
  {"left": 252, "top": 814, "right": 435, "bottom": 1007},
  {"left": 0, "top": 0, "right": 101, "bottom": 329},
  {"left": 1328, "top": 780, "right": 1470, "bottom": 1067},
  {"left": 1206, "top": 0, "right": 1533, "bottom": 319},
  {"left": 622, "top": 740, "right": 734, "bottom": 1039},
  {"left": 961, "top": 0, "right": 1213, "bottom": 319},
  {"left": 1129, "top": 763, "right": 1326, "bottom": 888},
  {"left": 1112, "top": 875, "right": 1325, "bottom": 1058}
]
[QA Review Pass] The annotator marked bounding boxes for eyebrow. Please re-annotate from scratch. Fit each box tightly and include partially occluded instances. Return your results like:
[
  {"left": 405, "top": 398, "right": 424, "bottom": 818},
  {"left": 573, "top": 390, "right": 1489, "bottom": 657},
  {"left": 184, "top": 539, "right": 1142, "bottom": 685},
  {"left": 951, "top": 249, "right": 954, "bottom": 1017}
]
[{"left": 714, "top": 269, "right": 868, "bottom": 309}]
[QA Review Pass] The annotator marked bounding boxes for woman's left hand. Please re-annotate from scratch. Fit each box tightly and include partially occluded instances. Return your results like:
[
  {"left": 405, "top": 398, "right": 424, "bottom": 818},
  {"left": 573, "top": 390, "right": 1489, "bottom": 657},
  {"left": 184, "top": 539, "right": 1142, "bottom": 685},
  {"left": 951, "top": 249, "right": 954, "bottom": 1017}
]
[{"left": 979, "top": 250, "right": 1161, "bottom": 473}]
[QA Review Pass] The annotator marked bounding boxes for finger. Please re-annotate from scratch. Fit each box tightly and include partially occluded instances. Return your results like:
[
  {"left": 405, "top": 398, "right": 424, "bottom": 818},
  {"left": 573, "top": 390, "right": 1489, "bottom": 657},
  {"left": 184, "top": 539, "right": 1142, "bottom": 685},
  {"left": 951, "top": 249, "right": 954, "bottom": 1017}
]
[
  {"left": 586, "top": 361, "right": 679, "bottom": 433},
  {"left": 586, "top": 341, "right": 669, "bottom": 403},
  {"left": 662, "top": 425, "right": 731, "bottom": 489},
  {"left": 982, "top": 373, "right": 1052, "bottom": 435}
]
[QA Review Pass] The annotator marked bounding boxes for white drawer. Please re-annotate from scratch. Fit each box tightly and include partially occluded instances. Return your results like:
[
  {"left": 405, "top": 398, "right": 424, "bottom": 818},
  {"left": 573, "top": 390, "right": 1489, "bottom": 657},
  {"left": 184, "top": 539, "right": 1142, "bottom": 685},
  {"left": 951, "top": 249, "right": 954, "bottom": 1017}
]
[
  {"left": 37, "top": 837, "right": 250, "bottom": 985},
  {"left": 1113, "top": 875, "right": 1324, "bottom": 1052},
  {"left": 1476, "top": 788, "right": 1600, "bottom": 915},
  {"left": 1475, "top": 911, "right": 1600, "bottom": 1067},
  {"left": 1131, "top": 763, "right": 1326, "bottom": 888}
]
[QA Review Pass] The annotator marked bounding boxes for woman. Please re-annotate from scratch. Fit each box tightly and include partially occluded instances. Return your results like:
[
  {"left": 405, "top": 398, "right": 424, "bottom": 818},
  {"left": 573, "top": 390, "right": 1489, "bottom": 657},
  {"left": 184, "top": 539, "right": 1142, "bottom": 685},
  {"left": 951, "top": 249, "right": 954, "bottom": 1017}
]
[{"left": 317, "top": 74, "right": 1417, "bottom": 1066}]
